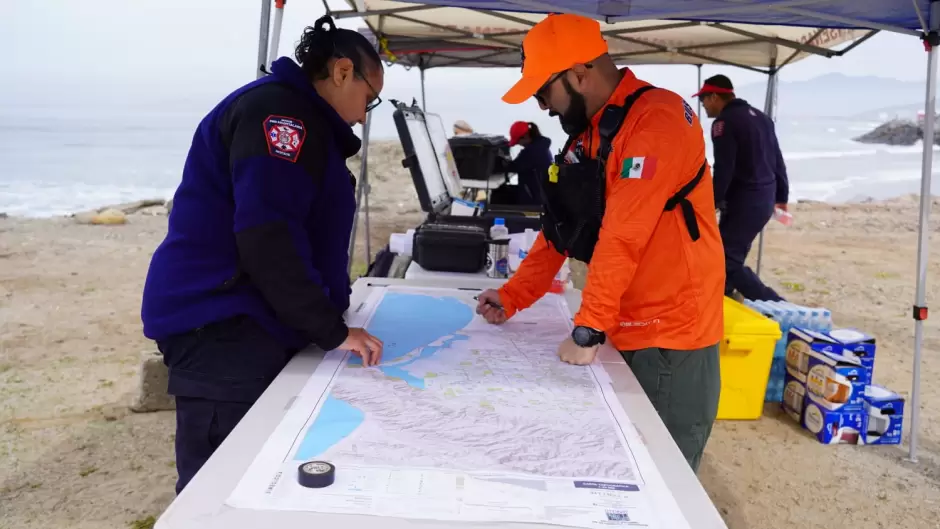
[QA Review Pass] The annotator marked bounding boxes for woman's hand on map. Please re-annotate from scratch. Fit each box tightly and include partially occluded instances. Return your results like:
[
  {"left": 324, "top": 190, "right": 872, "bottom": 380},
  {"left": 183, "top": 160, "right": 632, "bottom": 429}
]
[
  {"left": 475, "top": 289, "right": 508, "bottom": 324},
  {"left": 556, "top": 338, "right": 598, "bottom": 366},
  {"left": 341, "top": 327, "right": 384, "bottom": 366}
]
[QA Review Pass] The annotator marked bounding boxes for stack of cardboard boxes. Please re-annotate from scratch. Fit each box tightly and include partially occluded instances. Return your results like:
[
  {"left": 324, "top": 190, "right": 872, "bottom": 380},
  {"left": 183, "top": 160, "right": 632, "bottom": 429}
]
[{"left": 781, "top": 328, "right": 905, "bottom": 445}]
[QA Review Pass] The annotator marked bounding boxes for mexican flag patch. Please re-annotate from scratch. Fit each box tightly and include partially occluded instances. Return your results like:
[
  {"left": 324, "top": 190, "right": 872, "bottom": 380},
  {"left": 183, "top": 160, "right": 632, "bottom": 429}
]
[{"left": 621, "top": 156, "right": 657, "bottom": 180}]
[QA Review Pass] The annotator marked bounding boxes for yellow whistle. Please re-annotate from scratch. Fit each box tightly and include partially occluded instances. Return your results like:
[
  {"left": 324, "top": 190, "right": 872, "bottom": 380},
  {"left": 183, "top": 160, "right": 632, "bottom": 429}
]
[{"left": 548, "top": 164, "right": 559, "bottom": 183}]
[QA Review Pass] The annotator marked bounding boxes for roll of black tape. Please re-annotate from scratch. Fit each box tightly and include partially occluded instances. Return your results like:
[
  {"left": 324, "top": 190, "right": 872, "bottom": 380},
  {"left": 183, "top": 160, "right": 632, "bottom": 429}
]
[{"left": 297, "top": 461, "right": 336, "bottom": 488}]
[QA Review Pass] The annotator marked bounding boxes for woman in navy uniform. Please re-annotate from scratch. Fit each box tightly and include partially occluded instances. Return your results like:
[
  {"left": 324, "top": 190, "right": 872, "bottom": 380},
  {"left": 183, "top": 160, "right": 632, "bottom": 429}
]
[{"left": 141, "top": 15, "right": 385, "bottom": 494}]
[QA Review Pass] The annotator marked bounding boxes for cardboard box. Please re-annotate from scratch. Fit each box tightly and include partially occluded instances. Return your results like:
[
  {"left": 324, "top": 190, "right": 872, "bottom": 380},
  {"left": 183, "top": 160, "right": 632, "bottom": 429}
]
[
  {"left": 782, "top": 368, "right": 807, "bottom": 423},
  {"left": 861, "top": 385, "right": 905, "bottom": 445},
  {"left": 787, "top": 328, "right": 868, "bottom": 410},
  {"left": 802, "top": 400, "right": 864, "bottom": 444},
  {"left": 786, "top": 328, "right": 873, "bottom": 386},
  {"left": 804, "top": 349, "right": 867, "bottom": 411},
  {"left": 828, "top": 328, "right": 877, "bottom": 374}
]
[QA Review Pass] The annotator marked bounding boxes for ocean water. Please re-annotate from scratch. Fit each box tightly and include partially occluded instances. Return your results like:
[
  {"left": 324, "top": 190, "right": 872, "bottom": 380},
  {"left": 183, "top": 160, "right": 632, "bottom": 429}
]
[{"left": 2, "top": 103, "right": 938, "bottom": 217}]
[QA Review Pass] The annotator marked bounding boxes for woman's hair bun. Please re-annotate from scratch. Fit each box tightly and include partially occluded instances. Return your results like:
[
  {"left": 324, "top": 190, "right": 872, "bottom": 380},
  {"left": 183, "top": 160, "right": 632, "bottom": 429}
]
[{"left": 314, "top": 14, "right": 337, "bottom": 33}]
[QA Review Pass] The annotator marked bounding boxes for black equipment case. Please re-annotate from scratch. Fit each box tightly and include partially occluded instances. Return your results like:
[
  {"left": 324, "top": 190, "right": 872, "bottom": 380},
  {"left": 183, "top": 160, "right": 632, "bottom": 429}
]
[
  {"left": 391, "top": 99, "right": 541, "bottom": 254},
  {"left": 448, "top": 133, "right": 513, "bottom": 182}
]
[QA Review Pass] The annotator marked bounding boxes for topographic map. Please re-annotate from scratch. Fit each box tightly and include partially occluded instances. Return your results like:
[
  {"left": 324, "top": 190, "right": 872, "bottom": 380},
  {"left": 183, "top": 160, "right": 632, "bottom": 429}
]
[{"left": 227, "top": 285, "right": 688, "bottom": 529}]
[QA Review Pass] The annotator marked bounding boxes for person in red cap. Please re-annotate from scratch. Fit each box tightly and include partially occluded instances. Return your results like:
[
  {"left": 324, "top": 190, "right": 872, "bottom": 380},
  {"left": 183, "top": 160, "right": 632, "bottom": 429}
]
[
  {"left": 693, "top": 74, "right": 788, "bottom": 302},
  {"left": 475, "top": 13, "right": 725, "bottom": 472},
  {"left": 505, "top": 121, "right": 552, "bottom": 204}
]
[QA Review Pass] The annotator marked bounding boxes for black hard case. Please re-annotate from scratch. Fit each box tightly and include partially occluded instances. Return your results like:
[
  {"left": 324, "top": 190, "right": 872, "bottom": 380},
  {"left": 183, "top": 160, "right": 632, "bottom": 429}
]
[{"left": 391, "top": 100, "right": 541, "bottom": 235}]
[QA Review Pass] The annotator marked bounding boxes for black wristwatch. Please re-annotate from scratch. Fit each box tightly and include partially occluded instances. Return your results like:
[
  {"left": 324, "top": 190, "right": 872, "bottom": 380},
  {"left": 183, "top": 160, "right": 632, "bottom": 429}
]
[{"left": 572, "top": 326, "right": 606, "bottom": 347}]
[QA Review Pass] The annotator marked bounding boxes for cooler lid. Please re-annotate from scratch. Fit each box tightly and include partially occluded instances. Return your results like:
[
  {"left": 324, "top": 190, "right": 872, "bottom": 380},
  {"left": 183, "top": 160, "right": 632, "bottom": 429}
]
[
  {"left": 391, "top": 100, "right": 462, "bottom": 215},
  {"left": 724, "top": 297, "right": 783, "bottom": 337}
]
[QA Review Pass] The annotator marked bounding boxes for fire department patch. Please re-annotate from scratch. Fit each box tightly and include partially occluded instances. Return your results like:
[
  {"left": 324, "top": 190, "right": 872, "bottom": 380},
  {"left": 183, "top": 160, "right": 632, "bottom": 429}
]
[
  {"left": 264, "top": 115, "right": 306, "bottom": 162},
  {"left": 712, "top": 120, "right": 724, "bottom": 138}
]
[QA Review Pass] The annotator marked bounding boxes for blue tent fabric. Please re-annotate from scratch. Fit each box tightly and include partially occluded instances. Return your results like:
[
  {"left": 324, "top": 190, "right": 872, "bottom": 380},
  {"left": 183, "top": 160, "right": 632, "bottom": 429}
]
[{"left": 391, "top": 0, "right": 931, "bottom": 31}]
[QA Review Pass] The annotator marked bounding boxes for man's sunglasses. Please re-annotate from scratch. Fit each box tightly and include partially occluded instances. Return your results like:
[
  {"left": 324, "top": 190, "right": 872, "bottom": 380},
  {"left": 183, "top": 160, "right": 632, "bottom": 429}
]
[{"left": 533, "top": 65, "right": 591, "bottom": 106}]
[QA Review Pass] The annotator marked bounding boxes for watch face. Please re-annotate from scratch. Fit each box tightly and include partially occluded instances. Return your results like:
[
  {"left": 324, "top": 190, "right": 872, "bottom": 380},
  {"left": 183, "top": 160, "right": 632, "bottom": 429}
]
[{"left": 573, "top": 326, "right": 590, "bottom": 346}]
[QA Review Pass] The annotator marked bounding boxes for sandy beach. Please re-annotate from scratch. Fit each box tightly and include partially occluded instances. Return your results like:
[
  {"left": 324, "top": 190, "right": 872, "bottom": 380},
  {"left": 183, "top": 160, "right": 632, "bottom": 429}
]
[{"left": 1, "top": 140, "right": 938, "bottom": 529}]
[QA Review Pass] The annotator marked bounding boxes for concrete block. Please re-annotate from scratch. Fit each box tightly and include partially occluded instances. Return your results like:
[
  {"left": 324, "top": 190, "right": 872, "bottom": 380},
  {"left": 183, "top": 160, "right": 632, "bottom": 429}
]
[{"left": 129, "top": 350, "right": 176, "bottom": 413}]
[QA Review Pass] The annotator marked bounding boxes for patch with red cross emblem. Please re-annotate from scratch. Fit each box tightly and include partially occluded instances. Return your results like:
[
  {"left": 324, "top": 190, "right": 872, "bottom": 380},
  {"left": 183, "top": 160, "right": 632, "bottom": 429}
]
[{"left": 264, "top": 115, "right": 306, "bottom": 162}]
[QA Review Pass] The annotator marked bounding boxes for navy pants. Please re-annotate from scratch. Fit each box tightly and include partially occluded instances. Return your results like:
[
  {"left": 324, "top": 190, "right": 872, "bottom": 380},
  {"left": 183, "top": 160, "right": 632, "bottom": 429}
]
[
  {"left": 157, "top": 316, "right": 296, "bottom": 494},
  {"left": 719, "top": 200, "right": 785, "bottom": 302}
]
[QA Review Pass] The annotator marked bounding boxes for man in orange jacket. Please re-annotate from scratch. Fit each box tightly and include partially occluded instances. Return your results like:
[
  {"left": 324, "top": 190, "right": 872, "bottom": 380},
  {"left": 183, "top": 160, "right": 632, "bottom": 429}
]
[{"left": 475, "top": 14, "right": 726, "bottom": 471}]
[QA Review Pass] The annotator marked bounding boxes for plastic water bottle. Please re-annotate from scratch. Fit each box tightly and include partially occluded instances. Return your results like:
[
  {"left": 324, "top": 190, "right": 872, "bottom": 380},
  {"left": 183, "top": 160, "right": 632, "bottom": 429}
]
[
  {"left": 821, "top": 310, "right": 833, "bottom": 332},
  {"left": 487, "top": 219, "right": 510, "bottom": 278},
  {"left": 519, "top": 228, "right": 536, "bottom": 260},
  {"left": 774, "top": 207, "right": 794, "bottom": 226},
  {"left": 490, "top": 217, "right": 510, "bottom": 241}
]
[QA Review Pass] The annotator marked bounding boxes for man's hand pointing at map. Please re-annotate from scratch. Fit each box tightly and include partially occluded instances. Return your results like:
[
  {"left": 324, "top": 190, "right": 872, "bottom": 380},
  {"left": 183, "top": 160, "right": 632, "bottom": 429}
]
[{"left": 475, "top": 289, "right": 508, "bottom": 324}]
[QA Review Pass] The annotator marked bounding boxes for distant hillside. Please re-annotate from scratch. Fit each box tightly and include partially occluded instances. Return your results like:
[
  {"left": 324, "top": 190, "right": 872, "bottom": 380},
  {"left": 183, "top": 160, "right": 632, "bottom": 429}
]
[{"left": 733, "top": 73, "right": 934, "bottom": 119}]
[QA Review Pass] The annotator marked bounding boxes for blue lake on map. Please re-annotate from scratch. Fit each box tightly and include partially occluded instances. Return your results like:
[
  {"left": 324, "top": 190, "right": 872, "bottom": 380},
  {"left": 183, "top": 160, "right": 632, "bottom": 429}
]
[{"left": 294, "top": 292, "right": 474, "bottom": 461}]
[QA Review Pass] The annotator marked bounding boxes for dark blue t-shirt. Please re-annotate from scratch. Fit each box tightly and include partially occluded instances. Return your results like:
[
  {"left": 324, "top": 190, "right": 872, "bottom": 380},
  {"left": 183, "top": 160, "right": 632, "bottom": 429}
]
[{"left": 141, "top": 57, "right": 359, "bottom": 355}]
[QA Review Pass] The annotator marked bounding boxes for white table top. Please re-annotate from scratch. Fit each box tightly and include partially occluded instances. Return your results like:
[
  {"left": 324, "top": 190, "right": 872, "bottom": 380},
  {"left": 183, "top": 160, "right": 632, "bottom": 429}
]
[{"left": 155, "top": 277, "right": 727, "bottom": 529}]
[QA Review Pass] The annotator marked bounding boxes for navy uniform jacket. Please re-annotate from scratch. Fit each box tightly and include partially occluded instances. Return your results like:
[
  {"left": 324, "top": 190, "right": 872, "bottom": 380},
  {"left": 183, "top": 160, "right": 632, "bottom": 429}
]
[
  {"left": 141, "top": 57, "right": 358, "bottom": 369},
  {"left": 507, "top": 136, "right": 552, "bottom": 204},
  {"left": 711, "top": 99, "right": 789, "bottom": 209}
]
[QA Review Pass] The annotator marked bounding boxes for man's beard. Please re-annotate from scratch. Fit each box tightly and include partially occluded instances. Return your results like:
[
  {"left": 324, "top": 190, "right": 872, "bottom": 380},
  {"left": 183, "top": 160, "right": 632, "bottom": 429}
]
[{"left": 550, "top": 78, "right": 590, "bottom": 137}]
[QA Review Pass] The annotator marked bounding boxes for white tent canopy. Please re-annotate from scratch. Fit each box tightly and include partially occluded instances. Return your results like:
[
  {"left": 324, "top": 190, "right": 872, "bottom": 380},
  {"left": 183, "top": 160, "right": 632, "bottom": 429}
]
[{"left": 338, "top": 0, "right": 873, "bottom": 71}]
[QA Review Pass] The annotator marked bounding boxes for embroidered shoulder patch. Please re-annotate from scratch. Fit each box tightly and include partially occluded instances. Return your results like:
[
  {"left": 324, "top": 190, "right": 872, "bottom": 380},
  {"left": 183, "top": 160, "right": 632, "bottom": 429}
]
[
  {"left": 712, "top": 120, "right": 724, "bottom": 138},
  {"left": 264, "top": 115, "right": 306, "bottom": 162}
]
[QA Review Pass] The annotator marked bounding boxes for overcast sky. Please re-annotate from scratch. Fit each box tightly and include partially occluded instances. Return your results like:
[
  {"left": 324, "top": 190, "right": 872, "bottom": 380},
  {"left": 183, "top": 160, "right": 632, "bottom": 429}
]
[{"left": 3, "top": 0, "right": 933, "bottom": 141}]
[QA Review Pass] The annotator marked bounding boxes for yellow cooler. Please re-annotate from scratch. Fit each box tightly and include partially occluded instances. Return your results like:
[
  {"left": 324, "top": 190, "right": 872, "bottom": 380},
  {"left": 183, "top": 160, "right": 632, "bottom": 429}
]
[{"left": 717, "top": 297, "right": 782, "bottom": 420}]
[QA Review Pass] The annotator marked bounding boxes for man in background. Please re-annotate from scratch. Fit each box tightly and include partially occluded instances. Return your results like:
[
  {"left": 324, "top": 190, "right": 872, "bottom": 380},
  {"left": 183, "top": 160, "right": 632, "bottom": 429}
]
[{"left": 695, "top": 74, "right": 787, "bottom": 302}]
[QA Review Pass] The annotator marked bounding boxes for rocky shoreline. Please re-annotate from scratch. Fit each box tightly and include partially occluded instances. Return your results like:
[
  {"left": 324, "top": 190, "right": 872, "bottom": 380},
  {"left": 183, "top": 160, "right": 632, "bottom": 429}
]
[{"left": 853, "top": 118, "right": 940, "bottom": 146}]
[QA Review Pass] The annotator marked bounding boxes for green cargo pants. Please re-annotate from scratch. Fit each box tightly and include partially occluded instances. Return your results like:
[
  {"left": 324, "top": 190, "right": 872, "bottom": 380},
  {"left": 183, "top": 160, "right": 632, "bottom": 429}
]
[{"left": 620, "top": 343, "right": 721, "bottom": 473}]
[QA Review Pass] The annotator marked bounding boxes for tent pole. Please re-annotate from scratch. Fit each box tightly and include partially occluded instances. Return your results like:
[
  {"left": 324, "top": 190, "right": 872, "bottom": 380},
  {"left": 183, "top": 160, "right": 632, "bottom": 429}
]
[
  {"left": 362, "top": 113, "right": 374, "bottom": 270},
  {"left": 420, "top": 67, "right": 427, "bottom": 111},
  {"left": 756, "top": 68, "right": 777, "bottom": 277},
  {"left": 909, "top": 4, "right": 940, "bottom": 463},
  {"left": 348, "top": 113, "right": 372, "bottom": 276},
  {"left": 266, "top": 0, "right": 286, "bottom": 70},
  {"left": 256, "top": 0, "right": 272, "bottom": 79},
  {"left": 696, "top": 64, "right": 702, "bottom": 119}
]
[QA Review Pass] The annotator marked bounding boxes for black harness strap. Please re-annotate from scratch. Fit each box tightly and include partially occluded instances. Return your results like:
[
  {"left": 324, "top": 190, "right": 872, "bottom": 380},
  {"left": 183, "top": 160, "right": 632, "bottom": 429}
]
[
  {"left": 597, "top": 85, "right": 657, "bottom": 166},
  {"left": 664, "top": 162, "right": 707, "bottom": 242}
]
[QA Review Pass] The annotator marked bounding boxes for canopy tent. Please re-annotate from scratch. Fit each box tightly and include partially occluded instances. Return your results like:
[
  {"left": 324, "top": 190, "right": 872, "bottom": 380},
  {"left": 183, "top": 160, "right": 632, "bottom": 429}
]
[
  {"left": 251, "top": 0, "right": 938, "bottom": 464},
  {"left": 340, "top": 1, "right": 869, "bottom": 72},
  {"left": 341, "top": 3, "right": 873, "bottom": 274}
]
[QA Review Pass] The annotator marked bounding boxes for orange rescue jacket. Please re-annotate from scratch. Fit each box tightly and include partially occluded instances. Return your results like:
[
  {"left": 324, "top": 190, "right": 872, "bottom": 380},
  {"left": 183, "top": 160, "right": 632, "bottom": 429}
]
[{"left": 498, "top": 69, "right": 725, "bottom": 352}]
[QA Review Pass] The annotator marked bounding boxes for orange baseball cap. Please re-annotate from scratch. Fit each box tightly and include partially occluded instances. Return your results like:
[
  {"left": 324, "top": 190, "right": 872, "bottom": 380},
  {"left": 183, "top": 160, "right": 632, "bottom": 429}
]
[{"left": 502, "top": 14, "right": 609, "bottom": 105}]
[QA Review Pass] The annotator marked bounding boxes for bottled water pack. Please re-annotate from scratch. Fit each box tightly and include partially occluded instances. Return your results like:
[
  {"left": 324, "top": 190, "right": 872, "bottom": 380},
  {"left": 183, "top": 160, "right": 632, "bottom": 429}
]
[{"left": 742, "top": 299, "right": 833, "bottom": 402}]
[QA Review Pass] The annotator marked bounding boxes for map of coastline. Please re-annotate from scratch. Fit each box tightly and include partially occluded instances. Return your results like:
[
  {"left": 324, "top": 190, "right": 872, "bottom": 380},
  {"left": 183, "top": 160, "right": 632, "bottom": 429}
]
[{"left": 292, "top": 290, "right": 637, "bottom": 482}]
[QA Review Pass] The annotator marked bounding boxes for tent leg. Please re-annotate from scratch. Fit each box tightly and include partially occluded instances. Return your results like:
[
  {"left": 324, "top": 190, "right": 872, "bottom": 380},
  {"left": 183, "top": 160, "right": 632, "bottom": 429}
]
[
  {"left": 348, "top": 113, "right": 372, "bottom": 276},
  {"left": 908, "top": 15, "right": 939, "bottom": 463},
  {"left": 266, "top": 0, "right": 285, "bottom": 70},
  {"left": 756, "top": 70, "right": 778, "bottom": 277},
  {"left": 696, "top": 64, "right": 702, "bottom": 119},
  {"left": 363, "top": 116, "right": 373, "bottom": 267},
  {"left": 420, "top": 67, "right": 427, "bottom": 111},
  {"left": 256, "top": 0, "right": 272, "bottom": 79}
]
